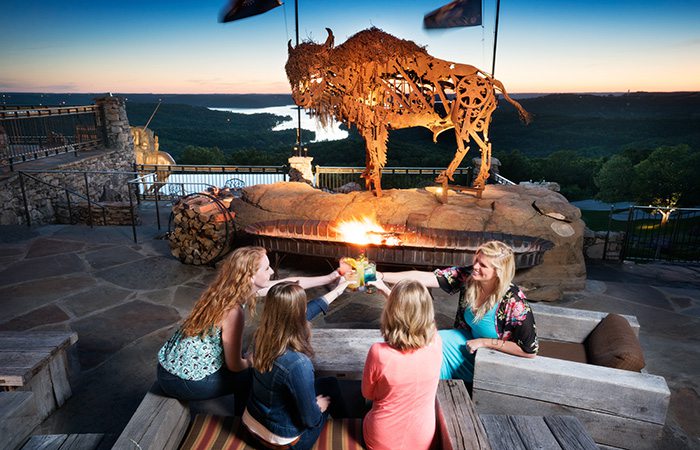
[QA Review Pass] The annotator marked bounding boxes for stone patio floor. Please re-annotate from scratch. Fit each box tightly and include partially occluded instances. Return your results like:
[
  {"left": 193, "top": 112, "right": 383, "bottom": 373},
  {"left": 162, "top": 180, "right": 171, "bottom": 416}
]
[{"left": 0, "top": 204, "right": 698, "bottom": 449}]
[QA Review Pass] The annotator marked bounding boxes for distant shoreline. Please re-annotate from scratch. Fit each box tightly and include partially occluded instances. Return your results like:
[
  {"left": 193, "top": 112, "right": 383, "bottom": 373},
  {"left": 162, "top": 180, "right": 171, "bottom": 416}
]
[{"left": 3, "top": 91, "right": 698, "bottom": 108}]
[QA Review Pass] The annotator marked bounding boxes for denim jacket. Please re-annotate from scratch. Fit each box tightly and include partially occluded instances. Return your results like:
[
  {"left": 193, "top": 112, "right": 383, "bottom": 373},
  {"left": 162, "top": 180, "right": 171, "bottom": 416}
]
[{"left": 246, "top": 349, "right": 323, "bottom": 438}]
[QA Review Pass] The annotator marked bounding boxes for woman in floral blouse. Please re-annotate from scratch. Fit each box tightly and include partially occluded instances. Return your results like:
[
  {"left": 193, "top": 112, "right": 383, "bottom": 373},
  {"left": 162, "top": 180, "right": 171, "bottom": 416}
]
[{"left": 376, "top": 240, "right": 538, "bottom": 383}]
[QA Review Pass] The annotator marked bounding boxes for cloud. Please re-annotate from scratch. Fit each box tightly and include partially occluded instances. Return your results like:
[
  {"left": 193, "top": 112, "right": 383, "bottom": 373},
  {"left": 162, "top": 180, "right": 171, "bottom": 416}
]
[{"left": 0, "top": 80, "right": 80, "bottom": 92}]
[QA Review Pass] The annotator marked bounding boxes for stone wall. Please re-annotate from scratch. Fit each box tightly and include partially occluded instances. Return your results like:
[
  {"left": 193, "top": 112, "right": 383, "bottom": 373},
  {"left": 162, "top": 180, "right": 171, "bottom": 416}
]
[
  {"left": 54, "top": 201, "right": 139, "bottom": 226},
  {"left": 583, "top": 228, "right": 625, "bottom": 261},
  {"left": 0, "top": 96, "right": 136, "bottom": 225}
]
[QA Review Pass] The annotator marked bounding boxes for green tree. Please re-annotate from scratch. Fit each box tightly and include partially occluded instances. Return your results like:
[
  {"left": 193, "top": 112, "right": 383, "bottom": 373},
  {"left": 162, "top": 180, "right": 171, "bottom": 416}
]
[
  {"left": 632, "top": 144, "right": 700, "bottom": 206},
  {"left": 180, "top": 146, "right": 226, "bottom": 165},
  {"left": 594, "top": 154, "right": 635, "bottom": 203},
  {"left": 535, "top": 150, "right": 603, "bottom": 200},
  {"left": 498, "top": 149, "right": 533, "bottom": 182}
]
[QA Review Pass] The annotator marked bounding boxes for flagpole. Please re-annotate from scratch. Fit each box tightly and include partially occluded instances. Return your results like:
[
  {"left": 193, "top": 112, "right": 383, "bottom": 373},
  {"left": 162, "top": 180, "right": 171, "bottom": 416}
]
[
  {"left": 491, "top": 0, "right": 500, "bottom": 76},
  {"left": 294, "top": 0, "right": 302, "bottom": 156}
]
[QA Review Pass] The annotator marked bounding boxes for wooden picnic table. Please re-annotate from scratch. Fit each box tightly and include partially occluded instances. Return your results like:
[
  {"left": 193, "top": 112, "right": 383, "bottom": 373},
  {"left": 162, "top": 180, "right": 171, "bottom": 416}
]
[{"left": 0, "top": 331, "right": 78, "bottom": 414}]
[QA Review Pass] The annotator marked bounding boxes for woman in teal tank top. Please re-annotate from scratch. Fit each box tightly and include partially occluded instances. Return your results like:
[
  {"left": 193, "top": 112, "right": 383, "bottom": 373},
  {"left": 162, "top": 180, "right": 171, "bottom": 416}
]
[
  {"left": 157, "top": 246, "right": 347, "bottom": 413},
  {"left": 375, "top": 240, "right": 539, "bottom": 384}
]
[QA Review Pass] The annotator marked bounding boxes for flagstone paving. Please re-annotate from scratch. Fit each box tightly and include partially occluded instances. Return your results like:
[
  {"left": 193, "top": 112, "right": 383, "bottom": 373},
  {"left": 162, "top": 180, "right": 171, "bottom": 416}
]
[{"left": 0, "top": 209, "right": 698, "bottom": 449}]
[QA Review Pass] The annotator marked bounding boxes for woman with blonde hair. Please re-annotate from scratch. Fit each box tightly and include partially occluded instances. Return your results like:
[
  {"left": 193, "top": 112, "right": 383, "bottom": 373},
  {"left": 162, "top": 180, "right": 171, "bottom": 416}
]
[
  {"left": 157, "top": 246, "right": 344, "bottom": 412},
  {"left": 375, "top": 240, "right": 538, "bottom": 383},
  {"left": 362, "top": 279, "right": 443, "bottom": 450},
  {"left": 243, "top": 282, "right": 345, "bottom": 450}
]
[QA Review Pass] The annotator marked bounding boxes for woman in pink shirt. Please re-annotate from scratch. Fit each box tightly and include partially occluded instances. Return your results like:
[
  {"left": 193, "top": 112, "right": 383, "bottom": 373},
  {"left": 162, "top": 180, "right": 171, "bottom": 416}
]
[{"left": 362, "top": 279, "right": 443, "bottom": 450}]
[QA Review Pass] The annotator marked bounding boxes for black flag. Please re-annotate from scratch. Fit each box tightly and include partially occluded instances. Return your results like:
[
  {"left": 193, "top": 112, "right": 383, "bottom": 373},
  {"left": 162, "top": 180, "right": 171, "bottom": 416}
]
[
  {"left": 424, "top": 0, "right": 482, "bottom": 29},
  {"left": 220, "top": 0, "right": 282, "bottom": 23}
]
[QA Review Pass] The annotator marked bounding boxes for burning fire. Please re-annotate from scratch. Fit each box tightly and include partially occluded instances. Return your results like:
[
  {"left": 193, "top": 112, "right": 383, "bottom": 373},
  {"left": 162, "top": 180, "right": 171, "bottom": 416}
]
[{"left": 333, "top": 217, "right": 402, "bottom": 246}]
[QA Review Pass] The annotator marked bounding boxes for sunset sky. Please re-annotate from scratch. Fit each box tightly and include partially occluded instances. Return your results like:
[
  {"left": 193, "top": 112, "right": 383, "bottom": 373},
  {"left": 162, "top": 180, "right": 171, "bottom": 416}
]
[{"left": 2, "top": 0, "right": 699, "bottom": 94}]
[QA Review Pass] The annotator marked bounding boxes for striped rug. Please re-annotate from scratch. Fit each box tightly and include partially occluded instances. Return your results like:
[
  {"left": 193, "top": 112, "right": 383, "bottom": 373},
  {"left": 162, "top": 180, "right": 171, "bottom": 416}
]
[{"left": 179, "top": 414, "right": 365, "bottom": 450}]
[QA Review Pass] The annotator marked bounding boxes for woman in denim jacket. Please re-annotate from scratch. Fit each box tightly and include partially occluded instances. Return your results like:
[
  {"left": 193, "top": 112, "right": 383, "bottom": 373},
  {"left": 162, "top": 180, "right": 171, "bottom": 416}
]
[
  {"left": 157, "top": 246, "right": 345, "bottom": 415},
  {"left": 243, "top": 282, "right": 345, "bottom": 450}
]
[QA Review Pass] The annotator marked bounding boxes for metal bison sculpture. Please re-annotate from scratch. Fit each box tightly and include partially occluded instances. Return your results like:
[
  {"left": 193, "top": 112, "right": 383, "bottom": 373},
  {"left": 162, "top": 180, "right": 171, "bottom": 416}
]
[{"left": 285, "top": 27, "right": 531, "bottom": 198}]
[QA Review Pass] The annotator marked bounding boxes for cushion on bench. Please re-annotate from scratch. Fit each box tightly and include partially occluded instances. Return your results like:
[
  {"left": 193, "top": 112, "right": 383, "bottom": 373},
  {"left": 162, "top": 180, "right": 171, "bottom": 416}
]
[
  {"left": 584, "top": 313, "right": 645, "bottom": 372},
  {"left": 179, "top": 414, "right": 364, "bottom": 450},
  {"left": 538, "top": 340, "right": 588, "bottom": 364}
]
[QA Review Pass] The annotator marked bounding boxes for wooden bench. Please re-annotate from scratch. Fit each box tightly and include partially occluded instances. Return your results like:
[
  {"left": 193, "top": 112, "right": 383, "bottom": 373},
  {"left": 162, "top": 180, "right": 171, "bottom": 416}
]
[
  {"left": 311, "top": 329, "right": 597, "bottom": 450},
  {"left": 0, "top": 331, "right": 78, "bottom": 450},
  {"left": 20, "top": 434, "right": 104, "bottom": 450},
  {"left": 111, "top": 383, "right": 190, "bottom": 450},
  {"left": 473, "top": 304, "right": 670, "bottom": 450},
  {"left": 480, "top": 414, "right": 597, "bottom": 450}
]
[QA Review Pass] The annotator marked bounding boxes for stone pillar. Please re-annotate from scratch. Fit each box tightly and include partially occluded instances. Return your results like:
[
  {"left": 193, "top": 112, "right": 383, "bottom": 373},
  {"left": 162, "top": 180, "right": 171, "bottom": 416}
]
[
  {"left": 288, "top": 156, "right": 314, "bottom": 185},
  {"left": 94, "top": 95, "right": 134, "bottom": 160},
  {"left": 0, "top": 125, "right": 8, "bottom": 167}
]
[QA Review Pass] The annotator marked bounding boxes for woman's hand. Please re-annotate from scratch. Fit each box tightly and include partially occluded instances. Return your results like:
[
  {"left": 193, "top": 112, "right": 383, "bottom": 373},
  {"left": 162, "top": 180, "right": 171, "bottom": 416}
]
[
  {"left": 324, "top": 279, "right": 350, "bottom": 306},
  {"left": 466, "top": 338, "right": 489, "bottom": 354},
  {"left": 316, "top": 394, "right": 331, "bottom": 413},
  {"left": 337, "top": 259, "right": 353, "bottom": 276}
]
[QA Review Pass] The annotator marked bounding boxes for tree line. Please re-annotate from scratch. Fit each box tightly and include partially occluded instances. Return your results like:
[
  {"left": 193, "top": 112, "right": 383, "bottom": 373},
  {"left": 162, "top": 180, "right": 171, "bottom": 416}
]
[{"left": 125, "top": 92, "right": 700, "bottom": 207}]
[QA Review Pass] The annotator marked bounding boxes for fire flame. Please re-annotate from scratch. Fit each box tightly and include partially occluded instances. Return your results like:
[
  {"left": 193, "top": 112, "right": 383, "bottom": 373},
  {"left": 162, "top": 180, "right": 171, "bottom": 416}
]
[{"left": 333, "top": 217, "right": 401, "bottom": 246}]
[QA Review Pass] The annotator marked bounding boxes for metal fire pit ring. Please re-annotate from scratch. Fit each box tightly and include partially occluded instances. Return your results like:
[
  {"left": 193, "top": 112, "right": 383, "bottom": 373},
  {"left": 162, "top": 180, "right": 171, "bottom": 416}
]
[{"left": 245, "top": 219, "right": 554, "bottom": 270}]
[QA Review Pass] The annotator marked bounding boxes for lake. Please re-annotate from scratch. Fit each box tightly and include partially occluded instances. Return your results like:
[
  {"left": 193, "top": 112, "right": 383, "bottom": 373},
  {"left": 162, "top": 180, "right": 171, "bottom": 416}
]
[{"left": 210, "top": 105, "right": 348, "bottom": 142}]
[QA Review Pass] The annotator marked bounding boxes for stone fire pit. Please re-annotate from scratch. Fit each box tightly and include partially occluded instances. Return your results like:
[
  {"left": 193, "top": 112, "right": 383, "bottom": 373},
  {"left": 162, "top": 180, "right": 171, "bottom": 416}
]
[{"left": 232, "top": 182, "right": 586, "bottom": 299}]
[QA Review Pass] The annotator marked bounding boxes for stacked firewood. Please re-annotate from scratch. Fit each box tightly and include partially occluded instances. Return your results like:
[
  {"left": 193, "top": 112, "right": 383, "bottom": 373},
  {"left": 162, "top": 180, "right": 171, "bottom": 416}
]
[{"left": 168, "top": 187, "right": 237, "bottom": 265}]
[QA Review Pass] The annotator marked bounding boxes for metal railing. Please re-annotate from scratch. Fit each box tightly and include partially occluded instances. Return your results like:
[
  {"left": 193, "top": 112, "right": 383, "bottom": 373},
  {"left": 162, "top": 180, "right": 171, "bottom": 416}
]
[
  {"left": 17, "top": 170, "right": 126, "bottom": 228},
  {"left": 620, "top": 206, "right": 700, "bottom": 263},
  {"left": 493, "top": 173, "right": 516, "bottom": 185},
  {"left": 315, "top": 166, "right": 473, "bottom": 191},
  {"left": 0, "top": 105, "right": 103, "bottom": 170},
  {"left": 133, "top": 164, "right": 288, "bottom": 198}
]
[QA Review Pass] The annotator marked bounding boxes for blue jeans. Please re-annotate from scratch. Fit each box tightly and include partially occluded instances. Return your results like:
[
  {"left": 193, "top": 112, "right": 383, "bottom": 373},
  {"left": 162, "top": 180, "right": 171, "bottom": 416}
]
[
  {"left": 306, "top": 297, "right": 328, "bottom": 321},
  {"left": 289, "top": 377, "right": 346, "bottom": 450},
  {"left": 157, "top": 364, "right": 251, "bottom": 414}
]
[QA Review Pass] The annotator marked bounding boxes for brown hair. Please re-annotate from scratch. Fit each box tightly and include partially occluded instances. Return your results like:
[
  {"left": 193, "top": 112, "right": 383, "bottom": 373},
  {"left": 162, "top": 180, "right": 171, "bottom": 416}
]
[
  {"left": 252, "top": 282, "right": 314, "bottom": 373},
  {"left": 181, "top": 246, "right": 266, "bottom": 337},
  {"left": 466, "top": 240, "right": 516, "bottom": 321},
  {"left": 380, "top": 279, "right": 437, "bottom": 351}
]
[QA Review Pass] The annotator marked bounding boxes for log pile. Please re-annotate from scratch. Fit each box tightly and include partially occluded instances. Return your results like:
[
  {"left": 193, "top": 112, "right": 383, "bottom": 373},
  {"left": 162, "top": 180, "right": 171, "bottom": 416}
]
[{"left": 168, "top": 187, "right": 237, "bottom": 265}]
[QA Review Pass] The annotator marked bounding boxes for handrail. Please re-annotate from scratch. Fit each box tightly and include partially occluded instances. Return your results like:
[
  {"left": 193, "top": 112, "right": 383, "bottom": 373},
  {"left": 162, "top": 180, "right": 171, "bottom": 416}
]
[
  {"left": 0, "top": 105, "right": 98, "bottom": 119},
  {"left": 493, "top": 173, "right": 516, "bottom": 185},
  {"left": 18, "top": 171, "right": 111, "bottom": 228}
]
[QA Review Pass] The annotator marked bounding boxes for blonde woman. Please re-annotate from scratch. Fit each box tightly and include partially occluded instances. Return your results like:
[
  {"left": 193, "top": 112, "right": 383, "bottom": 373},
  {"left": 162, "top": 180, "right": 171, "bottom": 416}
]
[
  {"left": 243, "top": 282, "right": 345, "bottom": 450},
  {"left": 375, "top": 240, "right": 538, "bottom": 383},
  {"left": 157, "top": 246, "right": 344, "bottom": 412},
  {"left": 362, "top": 280, "right": 442, "bottom": 450}
]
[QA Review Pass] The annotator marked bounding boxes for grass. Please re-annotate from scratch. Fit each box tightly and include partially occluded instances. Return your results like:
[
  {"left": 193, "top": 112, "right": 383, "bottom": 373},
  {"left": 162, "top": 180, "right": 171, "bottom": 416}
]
[{"left": 579, "top": 210, "right": 628, "bottom": 232}]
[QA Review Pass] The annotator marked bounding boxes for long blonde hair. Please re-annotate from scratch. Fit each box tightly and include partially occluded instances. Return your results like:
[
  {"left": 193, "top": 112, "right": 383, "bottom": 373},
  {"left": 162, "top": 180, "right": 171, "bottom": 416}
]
[
  {"left": 466, "top": 241, "right": 515, "bottom": 321},
  {"left": 381, "top": 280, "right": 437, "bottom": 351},
  {"left": 181, "top": 246, "right": 266, "bottom": 337},
  {"left": 252, "top": 282, "right": 314, "bottom": 373}
]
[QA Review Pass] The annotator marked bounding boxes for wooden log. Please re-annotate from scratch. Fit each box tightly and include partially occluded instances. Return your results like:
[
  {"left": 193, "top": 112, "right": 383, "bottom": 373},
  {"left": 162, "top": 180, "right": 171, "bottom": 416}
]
[
  {"left": 543, "top": 415, "right": 599, "bottom": 450},
  {"left": 508, "top": 415, "right": 562, "bottom": 449},
  {"left": 112, "top": 386, "right": 190, "bottom": 450},
  {"left": 479, "top": 415, "right": 527, "bottom": 450},
  {"left": 473, "top": 350, "right": 670, "bottom": 424},
  {"left": 168, "top": 194, "right": 235, "bottom": 265},
  {"left": 21, "top": 433, "right": 104, "bottom": 450},
  {"left": 436, "top": 379, "right": 491, "bottom": 450},
  {"left": 310, "top": 328, "right": 382, "bottom": 379},
  {"left": 0, "top": 391, "right": 41, "bottom": 450},
  {"left": 473, "top": 390, "right": 664, "bottom": 449}
]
